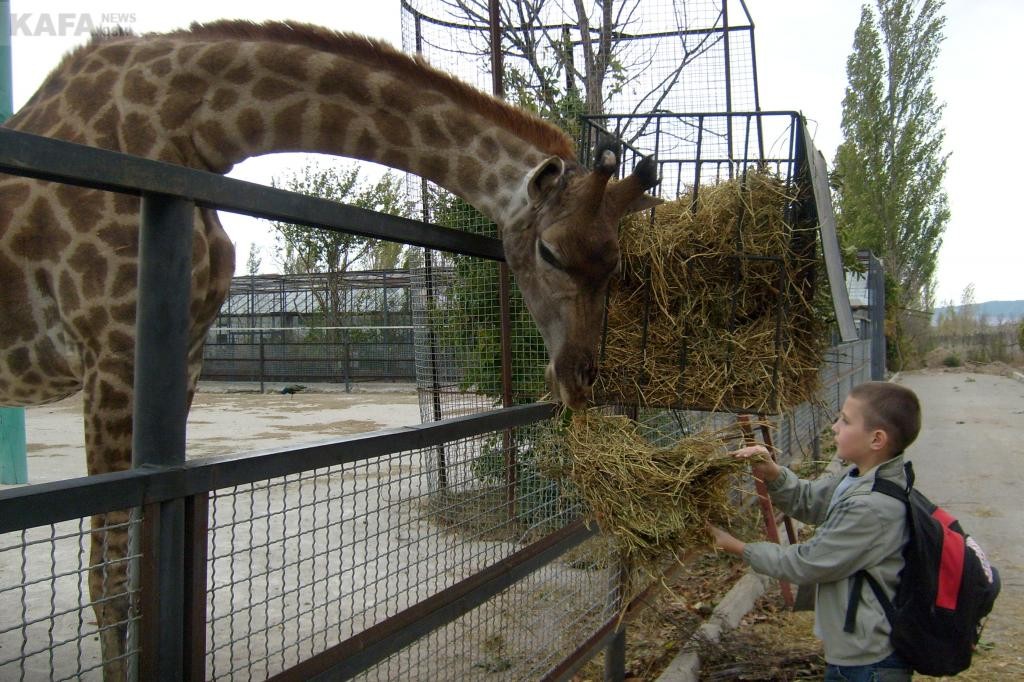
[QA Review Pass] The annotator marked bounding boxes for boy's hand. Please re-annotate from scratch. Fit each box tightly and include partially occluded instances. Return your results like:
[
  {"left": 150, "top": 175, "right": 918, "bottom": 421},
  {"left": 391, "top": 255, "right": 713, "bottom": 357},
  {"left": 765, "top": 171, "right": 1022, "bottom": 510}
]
[
  {"left": 707, "top": 524, "right": 745, "bottom": 556},
  {"left": 733, "top": 445, "right": 781, "bottom": 483}
]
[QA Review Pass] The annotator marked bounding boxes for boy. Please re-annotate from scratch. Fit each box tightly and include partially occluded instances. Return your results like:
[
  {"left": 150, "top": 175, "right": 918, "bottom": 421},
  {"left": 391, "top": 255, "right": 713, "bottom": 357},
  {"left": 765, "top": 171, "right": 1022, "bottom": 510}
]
[{"left": 709, "top": 381, "right": 921, "bottom": 681}]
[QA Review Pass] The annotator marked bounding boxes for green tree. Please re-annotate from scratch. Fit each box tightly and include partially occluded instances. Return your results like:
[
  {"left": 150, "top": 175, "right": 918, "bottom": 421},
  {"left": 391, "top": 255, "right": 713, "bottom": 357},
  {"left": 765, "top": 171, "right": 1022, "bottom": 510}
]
[
  {"left": 245, "top": 242, "right": 262, "bottom": 277},
  {"left": 833, "top": 0, "right": 949, "bottom": 370},
  {"left": 442, "top": 0, "right": 709, "bottom": 143},
  {"left": 271, "top": 162, "right": 412, "bottom": 334}
]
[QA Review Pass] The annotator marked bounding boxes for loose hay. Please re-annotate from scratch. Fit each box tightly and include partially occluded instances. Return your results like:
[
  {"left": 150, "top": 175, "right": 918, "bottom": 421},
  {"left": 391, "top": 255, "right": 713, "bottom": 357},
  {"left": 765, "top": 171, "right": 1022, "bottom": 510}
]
[
  {"left": 595, "top": 167, "right": 829, "bottom": 413},
  {"left": 545, "top": 412, "right": 758, "bottom": 570}
]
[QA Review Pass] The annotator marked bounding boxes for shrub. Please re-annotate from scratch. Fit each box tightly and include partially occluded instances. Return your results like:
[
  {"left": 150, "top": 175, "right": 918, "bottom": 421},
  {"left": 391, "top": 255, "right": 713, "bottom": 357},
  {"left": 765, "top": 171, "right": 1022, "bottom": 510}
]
[{"left": 942, "top": 354, "right": 961, "bottom": 368}]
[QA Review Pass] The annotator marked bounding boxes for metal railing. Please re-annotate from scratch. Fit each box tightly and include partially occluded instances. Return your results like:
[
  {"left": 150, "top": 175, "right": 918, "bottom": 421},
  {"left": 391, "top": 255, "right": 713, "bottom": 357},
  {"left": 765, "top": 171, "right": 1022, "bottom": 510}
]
[{"left": 0, "top": 128, "right": 576, "bottom": 680}]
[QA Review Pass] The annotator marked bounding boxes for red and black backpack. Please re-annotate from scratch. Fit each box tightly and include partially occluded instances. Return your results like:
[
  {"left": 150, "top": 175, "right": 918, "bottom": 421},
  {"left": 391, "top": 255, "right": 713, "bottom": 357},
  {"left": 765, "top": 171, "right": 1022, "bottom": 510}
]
[{"left": 844, "top": 461, "right": 1001, "bottom": 677}]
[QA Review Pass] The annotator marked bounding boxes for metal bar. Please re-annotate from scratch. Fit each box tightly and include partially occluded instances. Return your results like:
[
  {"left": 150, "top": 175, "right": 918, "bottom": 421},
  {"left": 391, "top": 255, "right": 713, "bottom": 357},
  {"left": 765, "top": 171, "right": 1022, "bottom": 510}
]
[
  {"left": 737, "top": 415, "right": 794, "bottom": 607},
  {"left": 0, "top": 402, "right": 556, "bottom": 532},
  {"left": 133, "top": 193, "right": 193, "bottom": 680},
  {"left": 758, "top": 425, "right": 797, "bottom": 546},
  {"left": 133, "top": 194, "right": 193, "bottom": 469},
  {"left": 542, "top": 549, "right": 700, "bottom": 681},
  {"left": 0, "top": 128, "right": 504, "bottom": 261},
  {"left": 138, "top": 503, "right": 160, "bottom": 682},
  {"left": 489, "top": 1, "right": 518, "bottom": 521},
  {"left": 183, "top": 493, "right": 209, "bottom": 682},
  {"left": 269, "top": 519, "right": 598, "bottom": 682}
]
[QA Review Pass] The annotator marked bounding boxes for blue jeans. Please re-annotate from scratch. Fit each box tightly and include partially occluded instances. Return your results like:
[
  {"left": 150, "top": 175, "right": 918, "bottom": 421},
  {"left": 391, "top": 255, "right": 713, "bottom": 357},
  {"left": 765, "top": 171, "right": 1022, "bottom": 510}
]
[{"left": 824, "top": 652, "right": 912, "bottom": 681}]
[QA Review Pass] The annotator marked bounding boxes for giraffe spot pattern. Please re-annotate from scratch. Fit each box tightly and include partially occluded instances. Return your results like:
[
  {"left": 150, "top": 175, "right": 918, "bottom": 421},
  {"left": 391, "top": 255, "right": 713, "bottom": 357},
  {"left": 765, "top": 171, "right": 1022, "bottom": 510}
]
[
  {"left": 0, "top": 253, "right": 36, "bottom": 343},
  {"left": 380, "top": 150, "right": 410, "bottom": 171},
  {"left": 210, "top": 88, "right": 239, "bottom": 112},
  {"left": 224, "top": 63, "right": 253, "bottom": 85},
  {"left": 355, "top": 129, "right": 379, "bottom": 160},
  {"left": 65, "top": 69, "right": 118, "bottom": 124},
  {"left": 373, "top": 109, "right": 413, "bottom": 148},
  {"left": 57, "top": 270, "right": 80, "bottom": 312},
  {"left": 414, "top": 113, "right": 454, "bottom": 149},
  {"left": 97, "top": 222, "right": 139, "bottom": 256},
  {"left": 11, "top": 198, "right": 71, "bottom": 261},
  {"left": 252, "top": 76, "right": 294, "bottom": 102},
  {"left": 93, "top": 106, "right": 122, "bottom": 151},
  {"left": 55, "top": 185, "right": 104, "bottom": 233},
  {"left": 256, "top": 45, "right": 309, "bottom": 83},
  {"left": 134, "top": 42, "right": 174, "bottom": 63},
  {"left": 149, "top": 57, "right": 173, "bottom": 78},
  {"left": 236, "top": 108, "right": 266, "bottom": 149},
  {"left": 318, "top": 102, "right": 354, "bottom": 145},
  {"left": 123, "top": 70, "right": 158, "bottom": 104},
  {"left": 196, "top": 119, "right": 242, "bottom": 169},
  {"left": 99, "top": 379, "right": 129, "bottom": 411},
  {"left": 273, "top": 101, "right": 309, "bottom": 148},
  {"left": 123, "top": 112, "right": 158, "bottom": 157},
  {"left": 0, "top": 183, "right": 31, "bottom": 226},
  {"left": 176, "top": 43, "right": 204, "bottom": 67},
  {"left": 477, "top": 134, "right": 502, "bottom": 164},
  {"left": 418, "top": 155, "right": 450, "bottom": 184},
  {"left": 107, "top": 330, "right": 133, "bottom": 354},
  {"left": 457, "top": 156, "right": 484, "bottom": 197},
  {"left": 95, "top": 44, "right": 133, "bottom": 65},
  {"left": 68, "top": 242, "right": 109, "bottom": 299},
  {"left": 110, "top": 302, "right": 135, "bottom": 324},
  {"left": 110, "top": 264, "right": 137, "bottom": 299},
  {"left": 196, "top": 43, "right": 238, "bottom": 75}
]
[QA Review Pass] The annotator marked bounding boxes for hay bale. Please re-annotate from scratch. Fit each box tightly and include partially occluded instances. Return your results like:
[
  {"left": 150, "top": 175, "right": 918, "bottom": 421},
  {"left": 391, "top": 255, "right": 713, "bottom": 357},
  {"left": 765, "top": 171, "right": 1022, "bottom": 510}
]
[
  {"left": 543, "top": 412, "right": 755, "bottom": 569},
  {"left": 595, "top": 167, "right": 829, "bottom": 413}
]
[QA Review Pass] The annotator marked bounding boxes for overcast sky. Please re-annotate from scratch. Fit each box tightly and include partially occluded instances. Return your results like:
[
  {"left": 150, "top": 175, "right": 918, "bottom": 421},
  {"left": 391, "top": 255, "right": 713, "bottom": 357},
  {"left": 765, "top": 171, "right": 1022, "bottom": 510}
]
[{"left": 7, "top": 1, "right": 1021, "bottom": 305}]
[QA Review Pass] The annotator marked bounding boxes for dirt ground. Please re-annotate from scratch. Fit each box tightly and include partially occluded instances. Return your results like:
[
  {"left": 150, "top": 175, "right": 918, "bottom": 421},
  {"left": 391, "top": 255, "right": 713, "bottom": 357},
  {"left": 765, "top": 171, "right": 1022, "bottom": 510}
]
[{"left": 7, "top": 381, "right": 422, "bottom": 487}]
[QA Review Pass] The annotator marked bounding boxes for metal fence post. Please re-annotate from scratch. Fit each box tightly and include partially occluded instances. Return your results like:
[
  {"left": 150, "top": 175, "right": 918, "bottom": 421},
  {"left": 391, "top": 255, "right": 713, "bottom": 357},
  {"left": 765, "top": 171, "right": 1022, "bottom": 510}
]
[
  {"left": 133, "top": 193, "right": 194, "bottom": 681},
  {"left": 259, "top": 329, "right": 266, "bottom": 394}
]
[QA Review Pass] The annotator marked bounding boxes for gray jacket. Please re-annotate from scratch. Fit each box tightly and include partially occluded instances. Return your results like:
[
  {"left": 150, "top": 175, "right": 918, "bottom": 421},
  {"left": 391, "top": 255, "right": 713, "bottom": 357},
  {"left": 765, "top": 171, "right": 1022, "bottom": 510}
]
[{"left": 742, "top": 455, "right": 909, "bottom": 666}]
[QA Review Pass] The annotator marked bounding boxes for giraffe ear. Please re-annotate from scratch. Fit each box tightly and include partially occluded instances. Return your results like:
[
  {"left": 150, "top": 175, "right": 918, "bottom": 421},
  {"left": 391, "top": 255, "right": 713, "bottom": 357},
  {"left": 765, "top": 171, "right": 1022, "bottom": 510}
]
[
  {"left": 527, "top": 157, "right": 566, "bottom": 207},
  {"left": 622, "top": 193, "right": 664, "bottom": 215}
]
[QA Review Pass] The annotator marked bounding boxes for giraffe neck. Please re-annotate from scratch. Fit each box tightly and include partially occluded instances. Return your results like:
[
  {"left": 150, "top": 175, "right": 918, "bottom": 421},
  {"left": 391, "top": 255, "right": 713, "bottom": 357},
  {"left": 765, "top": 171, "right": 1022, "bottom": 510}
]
[{"left": 167, "top": 23, "right": 575, "bottom": 227}]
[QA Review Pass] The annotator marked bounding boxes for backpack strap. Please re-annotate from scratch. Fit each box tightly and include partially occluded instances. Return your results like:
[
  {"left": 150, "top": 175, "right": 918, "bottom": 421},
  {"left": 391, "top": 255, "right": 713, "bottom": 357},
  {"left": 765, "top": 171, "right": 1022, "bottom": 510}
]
[
  {"left": 844, "top": 570, "right": 897, "bottom": 633},
  {"left": 845, "top": 464, "right": 912, "bottom": 634}
]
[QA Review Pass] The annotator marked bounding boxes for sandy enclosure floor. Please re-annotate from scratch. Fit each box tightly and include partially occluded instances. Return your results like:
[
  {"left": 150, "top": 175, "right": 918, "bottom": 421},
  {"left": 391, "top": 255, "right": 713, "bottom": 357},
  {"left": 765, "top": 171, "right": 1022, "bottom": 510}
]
[{"left": 11, "top": 381, "right": 422, "bottom": 486}]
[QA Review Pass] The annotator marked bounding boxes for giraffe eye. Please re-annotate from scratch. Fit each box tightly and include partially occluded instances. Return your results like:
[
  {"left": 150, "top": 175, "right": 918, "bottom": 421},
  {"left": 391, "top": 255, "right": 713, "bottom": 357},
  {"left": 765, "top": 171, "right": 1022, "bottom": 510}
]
[{"left": 537, "top": 241, "right": 565, "bottom": 271}]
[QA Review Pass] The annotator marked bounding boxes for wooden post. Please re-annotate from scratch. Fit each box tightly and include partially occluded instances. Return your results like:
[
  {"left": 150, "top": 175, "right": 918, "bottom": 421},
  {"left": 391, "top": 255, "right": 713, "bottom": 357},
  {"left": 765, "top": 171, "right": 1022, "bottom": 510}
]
[{"left": 737, "top": 415, "right": 794, "bottom": 607}]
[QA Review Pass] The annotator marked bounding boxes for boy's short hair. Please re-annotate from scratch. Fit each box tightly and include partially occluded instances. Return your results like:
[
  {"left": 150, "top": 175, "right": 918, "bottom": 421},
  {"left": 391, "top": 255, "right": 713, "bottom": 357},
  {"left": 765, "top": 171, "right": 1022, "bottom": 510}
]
[{"left": 848, "top": 381, "right": 921, "bottom": 455}]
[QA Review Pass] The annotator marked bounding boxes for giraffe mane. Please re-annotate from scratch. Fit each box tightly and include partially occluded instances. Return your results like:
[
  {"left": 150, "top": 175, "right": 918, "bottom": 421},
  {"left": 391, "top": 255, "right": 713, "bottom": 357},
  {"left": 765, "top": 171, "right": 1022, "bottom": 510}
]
[{"left": 167, "top": 19, "right": 576, "bottom": 160}]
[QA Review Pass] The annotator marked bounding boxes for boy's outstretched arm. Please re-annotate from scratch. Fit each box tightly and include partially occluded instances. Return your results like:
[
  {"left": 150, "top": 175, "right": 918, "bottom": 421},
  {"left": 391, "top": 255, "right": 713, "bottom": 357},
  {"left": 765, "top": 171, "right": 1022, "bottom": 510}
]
[
  {"left": 708, "top": 524, "right": 746, "bottom": 556},
  {"left": 733, "top": 445, "right": 781, "bottom": 483}
]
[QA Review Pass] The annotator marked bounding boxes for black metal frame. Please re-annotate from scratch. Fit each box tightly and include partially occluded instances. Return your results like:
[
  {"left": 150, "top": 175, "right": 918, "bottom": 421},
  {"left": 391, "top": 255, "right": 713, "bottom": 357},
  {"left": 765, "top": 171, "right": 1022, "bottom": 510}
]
[{"left": 0, "top": 128, "right": 576, "bottom": 680}]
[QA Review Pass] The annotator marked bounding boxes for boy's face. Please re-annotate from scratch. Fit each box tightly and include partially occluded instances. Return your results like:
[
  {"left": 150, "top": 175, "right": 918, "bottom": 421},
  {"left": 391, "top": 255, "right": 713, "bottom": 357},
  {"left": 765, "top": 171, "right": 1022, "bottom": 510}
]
[{"left": 832, "top": 396, "right": 886, "bottom": 467}]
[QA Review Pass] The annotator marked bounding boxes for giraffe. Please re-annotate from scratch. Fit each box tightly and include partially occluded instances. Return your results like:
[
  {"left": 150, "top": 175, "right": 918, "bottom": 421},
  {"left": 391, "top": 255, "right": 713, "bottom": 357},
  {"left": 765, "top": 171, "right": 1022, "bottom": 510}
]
[{"left": 0, "top": 20, "right": 659, "bottom": 676}]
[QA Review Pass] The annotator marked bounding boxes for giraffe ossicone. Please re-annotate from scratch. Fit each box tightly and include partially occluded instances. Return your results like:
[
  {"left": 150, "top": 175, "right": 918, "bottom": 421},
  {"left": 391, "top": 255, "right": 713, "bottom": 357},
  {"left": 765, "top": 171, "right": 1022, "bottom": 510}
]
[{"left": 0, "top": 20, "right": 659, "bottom": 677}]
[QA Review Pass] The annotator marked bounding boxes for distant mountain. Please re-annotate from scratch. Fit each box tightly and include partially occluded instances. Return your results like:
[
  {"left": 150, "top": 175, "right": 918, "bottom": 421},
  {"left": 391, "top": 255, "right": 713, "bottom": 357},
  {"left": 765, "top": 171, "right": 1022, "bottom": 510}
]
[{"left": 932, "top": 300, "right": 1024, "bottom": 324}]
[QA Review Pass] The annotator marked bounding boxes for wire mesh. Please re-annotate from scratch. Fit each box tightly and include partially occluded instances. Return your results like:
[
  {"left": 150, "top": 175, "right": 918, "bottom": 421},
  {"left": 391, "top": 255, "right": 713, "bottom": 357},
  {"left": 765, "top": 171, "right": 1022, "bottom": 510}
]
[
  {"left": 0, "top": 512, "right": 142, "bottom": 681},
  {"left": 202, "top": 421, "right": 604, "bottom": 680},
  {"left": 356, "top": 542, "right": 619, "bottom": 680},
  {"left": 202, "top": 271, "right": 415, "bottom": 384},
  {"left": 401, "top": 0, "right": 759, "bottom": 119}
]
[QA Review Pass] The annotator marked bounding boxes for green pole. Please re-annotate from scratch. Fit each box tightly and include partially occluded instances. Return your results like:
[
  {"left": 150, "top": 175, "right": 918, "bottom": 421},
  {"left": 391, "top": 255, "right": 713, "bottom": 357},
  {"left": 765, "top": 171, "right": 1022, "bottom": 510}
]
[{"left": 0, "top": 0, "right": 28, "bottom": 485}]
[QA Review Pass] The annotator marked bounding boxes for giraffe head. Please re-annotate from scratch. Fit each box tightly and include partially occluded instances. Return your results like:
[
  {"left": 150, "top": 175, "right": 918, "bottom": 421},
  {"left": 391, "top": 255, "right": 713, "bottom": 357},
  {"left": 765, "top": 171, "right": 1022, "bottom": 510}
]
[{"left": 503, "top": 142, "right": 661, "bottom": 410}]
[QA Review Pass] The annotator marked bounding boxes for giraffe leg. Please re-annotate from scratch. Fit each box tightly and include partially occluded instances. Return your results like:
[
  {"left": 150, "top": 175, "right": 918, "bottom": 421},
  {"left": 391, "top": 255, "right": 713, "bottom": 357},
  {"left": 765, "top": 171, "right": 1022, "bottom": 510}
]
[
  {"left": 88, "top": 510, "right": 133, "bottom": 681},
  {"left": 82, "top": 361, "right": 136, "bottom": 681}
]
